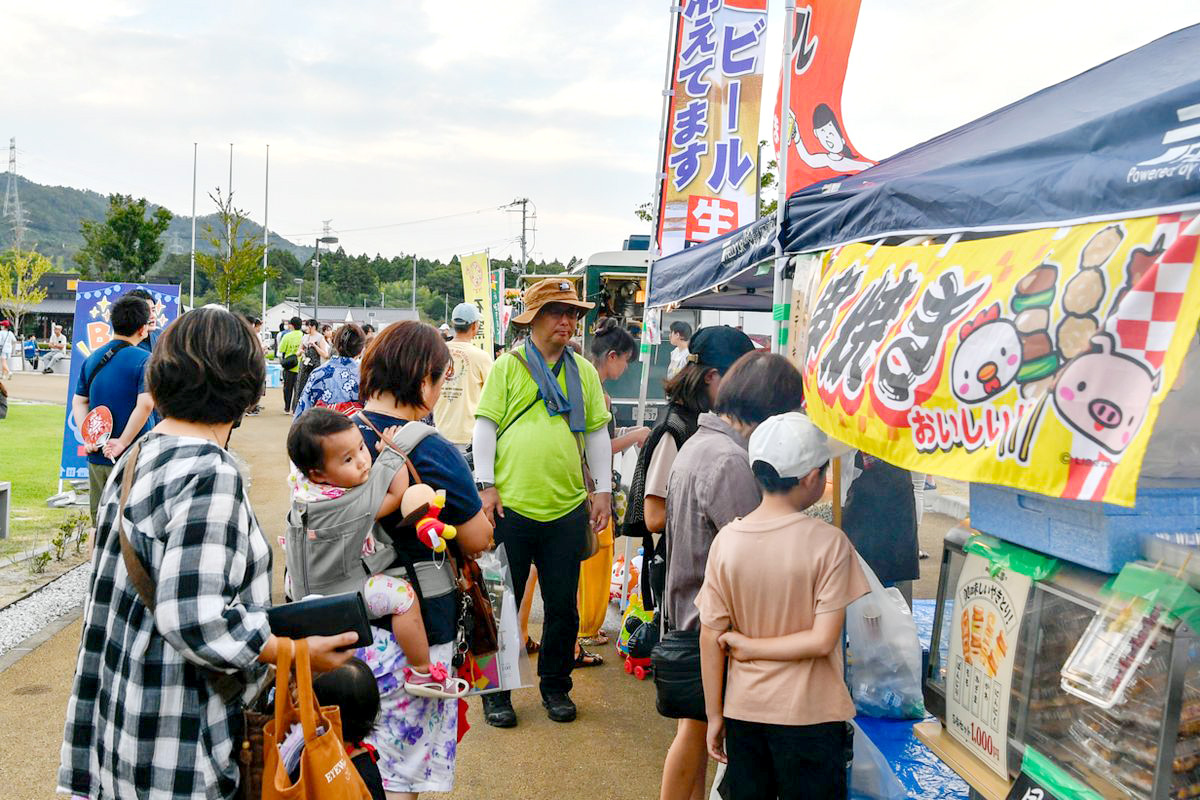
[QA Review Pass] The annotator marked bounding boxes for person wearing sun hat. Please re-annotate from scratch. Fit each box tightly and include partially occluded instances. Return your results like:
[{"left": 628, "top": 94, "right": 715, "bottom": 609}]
[
  {"left": 432, "top": 302, "right": 493, "bottom": 452},
  {"left": 472, "top": 277, "right": 613, "bottom": 727},
  {"left": 696, "top": 411, "right": 869, "bottom": 800}
]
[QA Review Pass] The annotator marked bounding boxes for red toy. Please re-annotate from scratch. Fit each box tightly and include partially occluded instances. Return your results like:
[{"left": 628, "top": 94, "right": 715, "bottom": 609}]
[
  {"left": 624, "top": 656, "right": 653, "bottom": 681},
  {"left": 401, "top": 485, "right": 457, "bottom": 553}
]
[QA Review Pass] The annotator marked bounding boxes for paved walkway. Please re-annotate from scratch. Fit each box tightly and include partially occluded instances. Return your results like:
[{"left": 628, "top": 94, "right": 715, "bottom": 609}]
[{"left": 0, "top": 379, "right": 681, "bottom": 800}]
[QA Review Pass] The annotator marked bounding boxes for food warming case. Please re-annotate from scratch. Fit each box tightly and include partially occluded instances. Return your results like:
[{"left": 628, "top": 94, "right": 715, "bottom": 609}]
[{"left": 925, "top": 527, "right": 1200, "bottom": 800}]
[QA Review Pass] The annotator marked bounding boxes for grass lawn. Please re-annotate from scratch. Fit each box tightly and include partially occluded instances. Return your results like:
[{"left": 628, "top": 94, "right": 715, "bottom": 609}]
[{"left": 0, "top": 402, "right": 78, "bottom": 560}]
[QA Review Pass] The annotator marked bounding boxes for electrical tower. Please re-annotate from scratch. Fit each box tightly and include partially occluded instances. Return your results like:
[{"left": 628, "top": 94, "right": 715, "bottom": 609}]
[{"left": 3, "top": 137, "right": 28, "bottom": 249}]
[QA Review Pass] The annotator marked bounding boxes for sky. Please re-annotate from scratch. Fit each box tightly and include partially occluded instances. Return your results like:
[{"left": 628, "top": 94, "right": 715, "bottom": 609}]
[{"left": 2, "top": 1, "right": 1198, "bottom": 264}]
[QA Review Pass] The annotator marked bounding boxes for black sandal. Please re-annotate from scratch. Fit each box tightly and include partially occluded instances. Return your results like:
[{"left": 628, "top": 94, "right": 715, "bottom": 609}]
[{"left": 574, "top": 647, "right": 604, "bottom": 668}]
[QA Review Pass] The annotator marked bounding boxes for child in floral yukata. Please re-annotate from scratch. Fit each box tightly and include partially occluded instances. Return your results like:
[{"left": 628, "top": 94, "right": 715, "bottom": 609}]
[{"left": 287, "top": 408, "right": 468, "bottom": 699}]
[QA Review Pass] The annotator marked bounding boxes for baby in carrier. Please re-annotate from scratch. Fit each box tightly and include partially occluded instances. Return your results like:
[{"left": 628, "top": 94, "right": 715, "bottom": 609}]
[{"left": 287, "top": 408, "right": 468, "bottom": 699}]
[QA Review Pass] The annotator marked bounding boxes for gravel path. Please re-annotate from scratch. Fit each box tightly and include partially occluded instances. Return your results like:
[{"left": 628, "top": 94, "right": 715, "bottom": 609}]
[{"left": 0, "top": 563, "right": 89, "bottom": 659}]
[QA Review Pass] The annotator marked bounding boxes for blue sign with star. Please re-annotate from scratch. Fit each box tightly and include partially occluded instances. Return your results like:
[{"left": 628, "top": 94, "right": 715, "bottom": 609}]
[{"left": 59, "top": 281, "right": 181, "bottom": 481}]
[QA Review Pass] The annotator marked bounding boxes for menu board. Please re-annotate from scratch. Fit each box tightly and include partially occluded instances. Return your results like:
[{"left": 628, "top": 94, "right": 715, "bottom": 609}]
[{"left": 946, "top": 552, "right": 1032, "bottom": 777}]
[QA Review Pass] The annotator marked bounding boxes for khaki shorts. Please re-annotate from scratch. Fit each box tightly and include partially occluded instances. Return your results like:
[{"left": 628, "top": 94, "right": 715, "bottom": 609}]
[{"left": 88, "top": 462, "right": 114, "bottom": 525}]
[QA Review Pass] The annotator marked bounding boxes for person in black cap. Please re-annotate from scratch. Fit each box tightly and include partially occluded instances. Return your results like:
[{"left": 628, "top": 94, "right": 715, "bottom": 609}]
[{"left": 623, "top": 326, "right": 757, "bottom": 552}]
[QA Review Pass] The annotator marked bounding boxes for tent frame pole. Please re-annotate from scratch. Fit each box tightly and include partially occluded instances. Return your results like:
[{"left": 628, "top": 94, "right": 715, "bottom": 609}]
[{"left": 772, "top": 0, "right": 797, "bottom": 354}]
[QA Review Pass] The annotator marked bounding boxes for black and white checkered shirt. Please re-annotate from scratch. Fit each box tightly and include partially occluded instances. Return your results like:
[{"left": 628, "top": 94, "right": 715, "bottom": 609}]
[{"left": 58, "top": 433, "right": 273, "bottom": 800}]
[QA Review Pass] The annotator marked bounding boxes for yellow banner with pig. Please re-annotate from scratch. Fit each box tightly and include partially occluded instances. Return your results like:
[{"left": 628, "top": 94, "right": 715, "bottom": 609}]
[{"left": 801, "top": 212, "right": 1200, "bottom": 506}]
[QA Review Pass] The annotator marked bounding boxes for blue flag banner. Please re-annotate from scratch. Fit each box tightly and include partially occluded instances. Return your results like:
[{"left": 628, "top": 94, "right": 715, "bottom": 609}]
[{"left": 59, "top": 282, "right": 181, "bottom": 481}]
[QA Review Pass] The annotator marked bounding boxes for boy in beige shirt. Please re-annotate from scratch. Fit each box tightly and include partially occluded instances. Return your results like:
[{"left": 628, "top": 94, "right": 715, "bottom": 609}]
[{"left": 696, "top": 411, "right": 869, "bottom": 800}]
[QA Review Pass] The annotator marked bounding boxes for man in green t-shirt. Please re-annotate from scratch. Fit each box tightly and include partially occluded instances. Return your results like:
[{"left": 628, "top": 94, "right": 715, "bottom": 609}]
[
  {"left": 473, "top": 278, "right": 612, "bottom": 727},
  {"left": 277, "top": 316, "right": 303, "bottom": 413}
]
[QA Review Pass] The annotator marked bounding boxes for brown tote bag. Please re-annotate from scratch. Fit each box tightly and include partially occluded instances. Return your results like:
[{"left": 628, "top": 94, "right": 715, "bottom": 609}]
[{"left": 262, "top": 639, "right": 372, "bottom": 800}]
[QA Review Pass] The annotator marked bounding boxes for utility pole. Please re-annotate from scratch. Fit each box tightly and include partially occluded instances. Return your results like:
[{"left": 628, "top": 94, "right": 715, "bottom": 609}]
[
  {"left": 506, "top": 198, "right": 533, "bottom": 274},
  {"left": 411, "top": 255, "right": 417, "bottom": 313},
  {"left": 3, "top": 138, "right": 28, "bottom": 250}
]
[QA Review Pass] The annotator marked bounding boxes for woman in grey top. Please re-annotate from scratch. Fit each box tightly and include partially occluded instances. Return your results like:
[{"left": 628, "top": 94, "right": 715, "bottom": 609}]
[{"left": 659, "top": 350, "right": 806, "bottom": 800}]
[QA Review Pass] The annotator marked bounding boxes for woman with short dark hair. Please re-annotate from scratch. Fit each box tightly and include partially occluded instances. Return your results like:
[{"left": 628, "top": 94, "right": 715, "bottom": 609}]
[
  {"left": 353, "top": 320, "right": 492, "bottom": 797},
  {"left": 59, "top": 307, "right": 355, "bottom": 800},
  {"left": 293, "top": 323, "right": 366, "bottom": 416}
]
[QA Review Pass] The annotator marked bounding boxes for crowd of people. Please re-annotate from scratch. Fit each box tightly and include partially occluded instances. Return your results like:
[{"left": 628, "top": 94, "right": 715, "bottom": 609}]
[{"left": 45, "top": 275, "right": 925, "bottom": 800}]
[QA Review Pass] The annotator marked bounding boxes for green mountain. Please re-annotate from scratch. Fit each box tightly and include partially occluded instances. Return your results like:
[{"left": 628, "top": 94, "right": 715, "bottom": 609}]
[{"left": 0, "top": 174, "right": 311, "bottom": 267}]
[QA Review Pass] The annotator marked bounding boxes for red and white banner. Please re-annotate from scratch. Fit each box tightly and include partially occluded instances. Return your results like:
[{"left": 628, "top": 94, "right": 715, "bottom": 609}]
[
  {"left": 657, "top": 0, "right": 770, "bottom": 257},
  {"left": 773, "top": 0, "right": 874, "bottom": 195}
]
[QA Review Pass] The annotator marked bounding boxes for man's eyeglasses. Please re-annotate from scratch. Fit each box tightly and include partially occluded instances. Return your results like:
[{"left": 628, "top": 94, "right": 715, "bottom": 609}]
[{"left": 542, "top": 304, "right": 583, "bottom": 321}]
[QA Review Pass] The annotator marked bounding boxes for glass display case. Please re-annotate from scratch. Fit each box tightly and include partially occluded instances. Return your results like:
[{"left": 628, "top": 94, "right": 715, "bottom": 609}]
[{"left": 925, "top": 526, "right": 1200, "bottom": 800}]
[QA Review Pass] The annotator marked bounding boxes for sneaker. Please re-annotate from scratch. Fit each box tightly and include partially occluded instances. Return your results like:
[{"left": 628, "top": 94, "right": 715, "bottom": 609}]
[
  {"left": 482, "top": 692, "right": 517, "bottom": 728},
  {"left": 542, "top": 691, "right": 577, "bottom": 723},
  {"left": 403, "top": 663, "right": 469, "bottom": 699}
]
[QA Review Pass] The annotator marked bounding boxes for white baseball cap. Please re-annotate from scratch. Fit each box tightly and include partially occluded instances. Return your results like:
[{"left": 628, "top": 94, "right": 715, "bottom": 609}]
[
  {"left": 451, "top": 303, "right": 482, "bottom": 325},
  {"left": 749, "top": 411, "right": 831, "bottom": 479}
]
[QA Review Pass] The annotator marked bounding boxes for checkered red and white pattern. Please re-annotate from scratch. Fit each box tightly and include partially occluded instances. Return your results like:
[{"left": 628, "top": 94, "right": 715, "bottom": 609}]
[
  {"left": 1064, "top": 212, "right": 1200, "bottom": 501},
  {"left": 1107, "top": 212, "right": 1200, "bottom": 370}
]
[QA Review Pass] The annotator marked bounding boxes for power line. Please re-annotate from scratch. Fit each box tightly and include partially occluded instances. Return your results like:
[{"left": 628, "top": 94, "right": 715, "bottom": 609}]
[{"left": 279, "top": 205, "right": 508, "bottom": 239}]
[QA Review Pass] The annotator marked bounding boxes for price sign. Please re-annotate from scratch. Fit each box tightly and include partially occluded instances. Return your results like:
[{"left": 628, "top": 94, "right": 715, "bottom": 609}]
[
  {"left": 946, "top": 552, "right": 1032, "bottom": 777},
  {"left": 1006, "top": 771, "right": 1062, "bottom": 800}
]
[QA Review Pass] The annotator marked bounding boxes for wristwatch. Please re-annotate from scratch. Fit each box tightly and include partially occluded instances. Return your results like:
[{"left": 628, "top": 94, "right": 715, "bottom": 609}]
[{"left": 475, "top": 481, "right": 494, "bottom": 491}]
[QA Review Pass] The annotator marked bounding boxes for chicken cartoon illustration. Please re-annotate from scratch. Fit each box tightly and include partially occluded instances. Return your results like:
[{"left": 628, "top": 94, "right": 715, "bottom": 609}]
[{"left": 950, "top": 304, "right": 1022, "bottom": 404}]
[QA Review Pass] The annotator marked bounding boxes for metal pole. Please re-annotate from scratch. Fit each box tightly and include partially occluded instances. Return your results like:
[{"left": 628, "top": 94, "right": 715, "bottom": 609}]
[
  {"left": 772, "top": 1, "right": 797, "bottom": 354},
  {"left": 227, "top": 143, "right": 234, "bottom": 261},
  {"left": 262, "top": 144, "right": 269, "bottom": 319},
  {"left": 634, "top": 0, "right": 682, "bottom": 429},
  {"left": 520, "top": 200, "right": 528, "bottom": 273},
  {"left": 189, "top": 143, "right": 197, "bottom": 308},
  {"left": 411, "top": 255, "right": 417, "bottom": 312},
  {"left": 314, "top": 239, "right": 321, "bottom": 322}
]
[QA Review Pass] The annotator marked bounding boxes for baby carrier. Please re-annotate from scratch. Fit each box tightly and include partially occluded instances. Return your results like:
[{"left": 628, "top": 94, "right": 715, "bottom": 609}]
[{"left": 284, "top": 422, "right": 436, "bottom": 598}]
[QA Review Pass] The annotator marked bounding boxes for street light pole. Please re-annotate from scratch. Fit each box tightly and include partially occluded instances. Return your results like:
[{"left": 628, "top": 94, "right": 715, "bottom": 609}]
[{"left": 313, "top": 233, "right": 339, "bottom": 323}]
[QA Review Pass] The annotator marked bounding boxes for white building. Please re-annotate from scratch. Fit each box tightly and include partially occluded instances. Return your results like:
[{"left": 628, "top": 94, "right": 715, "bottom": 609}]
[{"left": 263, "top": 301, "right": 420, "bottom": 335}]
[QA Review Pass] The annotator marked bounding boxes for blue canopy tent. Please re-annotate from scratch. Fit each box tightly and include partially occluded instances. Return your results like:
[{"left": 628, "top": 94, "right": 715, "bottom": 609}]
[
  {"left": 646, "top": 214, "right": 777, "bottom": 310},
  {"left": 648, "top": 23, "right": 1200, "bottom": 309}
]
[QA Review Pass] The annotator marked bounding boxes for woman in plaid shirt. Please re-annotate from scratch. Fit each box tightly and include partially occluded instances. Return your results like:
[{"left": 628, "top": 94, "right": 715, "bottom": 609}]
[{"left": 58, "top": 308, "right": 357, "bottom": 800}]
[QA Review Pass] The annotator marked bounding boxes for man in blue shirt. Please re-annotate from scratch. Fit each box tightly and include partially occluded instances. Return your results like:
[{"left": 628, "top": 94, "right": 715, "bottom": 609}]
[{"left": 71, "top": 295, "right": 155, "bottom": 524}]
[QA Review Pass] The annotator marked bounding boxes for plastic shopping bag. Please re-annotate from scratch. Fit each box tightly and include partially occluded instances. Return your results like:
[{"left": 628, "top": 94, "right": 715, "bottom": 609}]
[
  {"left": 845, "top": 554, "right": 926, "bottom": 719},
  {"left": 460, "top": 545, "right": 533, "bottom": 696},
  {"left": 849, "top": 721, "right": 908, "bottom": 800}
]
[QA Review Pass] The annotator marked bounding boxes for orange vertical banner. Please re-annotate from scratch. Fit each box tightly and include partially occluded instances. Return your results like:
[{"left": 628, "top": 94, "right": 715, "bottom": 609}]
[{"left": 773, "top": 1, "right": 874, "bottom": 195}]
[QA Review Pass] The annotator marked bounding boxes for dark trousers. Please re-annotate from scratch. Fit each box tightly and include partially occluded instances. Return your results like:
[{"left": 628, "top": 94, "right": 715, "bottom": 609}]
[
  {"left": 493, "top": 503, "right": 588, "bottom": 696},
  {"left": 722, "top": 718, "right": 851, "bottom": 800},
  {"left": 282, "top": 369, "right": 298, "bottom": 412}
]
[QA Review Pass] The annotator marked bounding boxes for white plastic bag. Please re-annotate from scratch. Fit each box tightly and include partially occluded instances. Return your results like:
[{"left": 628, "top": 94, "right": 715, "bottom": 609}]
[
  {"left": 849, "top": 721, "right": 909, "bottom": 800},
  {"left": 465, "top": 545, "right": 533, "bottom": 695},
  {"left": 845, "top": 554, "right": 926, "bottom": 719}
]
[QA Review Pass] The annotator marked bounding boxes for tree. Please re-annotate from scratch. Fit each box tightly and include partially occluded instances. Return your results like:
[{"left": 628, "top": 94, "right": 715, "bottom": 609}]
[
  {"left": 74, "top": 194, "right": 173, "bottom": 281},
  {"left": 195, "top": 189, "right": 272, "bottom": 308},
  {"left": 0, "top": 248, "right": 52, "bottom": 337}
]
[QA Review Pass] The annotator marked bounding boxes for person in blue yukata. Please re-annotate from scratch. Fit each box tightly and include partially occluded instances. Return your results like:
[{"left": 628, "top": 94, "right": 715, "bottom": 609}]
[{"left": 294, "top": 323, "right": 366, "bottom": 416}]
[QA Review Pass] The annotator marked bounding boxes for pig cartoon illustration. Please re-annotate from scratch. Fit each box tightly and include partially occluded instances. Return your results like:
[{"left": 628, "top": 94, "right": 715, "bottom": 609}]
[
  {"left": 951, "top": 304, "right": 1022, "bottom": 403},
  {"left": 1053, "top": 332, "right": 1160, "bottom": 454}
]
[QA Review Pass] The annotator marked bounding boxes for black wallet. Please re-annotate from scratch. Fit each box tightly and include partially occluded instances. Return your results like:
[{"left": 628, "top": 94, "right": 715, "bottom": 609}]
[{"left": 267, "top": 592, "right": 373, "bottom": 649}]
